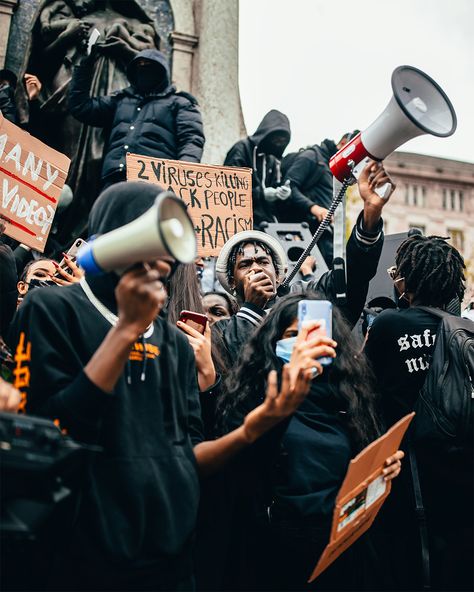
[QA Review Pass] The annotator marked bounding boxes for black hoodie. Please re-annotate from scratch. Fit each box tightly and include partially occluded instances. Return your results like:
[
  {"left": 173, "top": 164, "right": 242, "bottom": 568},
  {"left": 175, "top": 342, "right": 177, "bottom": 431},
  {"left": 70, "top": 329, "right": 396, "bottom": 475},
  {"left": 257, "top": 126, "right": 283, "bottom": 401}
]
[
  {"left": 282, "top": 138, "right": 338, "bottom": 217},
  {"left": 69, "top": 49, "right": 205, "bottom": 182},
  {"left": 224, "top": 110, "right": 291, "bottom": 227},
  {"left": 7, "top": 182, "right": 203, "bottom": 573}
]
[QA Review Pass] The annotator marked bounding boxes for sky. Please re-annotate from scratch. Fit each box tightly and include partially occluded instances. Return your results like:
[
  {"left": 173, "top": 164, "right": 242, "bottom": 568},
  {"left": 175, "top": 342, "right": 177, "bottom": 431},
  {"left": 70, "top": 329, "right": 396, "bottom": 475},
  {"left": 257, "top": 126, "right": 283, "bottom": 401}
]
[{"left": 239, "top": 0, "right": 474, "bottom": 163}]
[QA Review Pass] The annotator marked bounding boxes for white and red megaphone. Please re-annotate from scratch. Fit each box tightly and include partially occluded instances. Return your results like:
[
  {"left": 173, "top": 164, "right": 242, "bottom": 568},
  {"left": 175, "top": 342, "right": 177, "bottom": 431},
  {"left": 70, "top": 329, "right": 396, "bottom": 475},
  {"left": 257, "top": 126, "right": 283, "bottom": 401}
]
[{"left": 329, "top": 65, "right": 457, "bottom": 189}]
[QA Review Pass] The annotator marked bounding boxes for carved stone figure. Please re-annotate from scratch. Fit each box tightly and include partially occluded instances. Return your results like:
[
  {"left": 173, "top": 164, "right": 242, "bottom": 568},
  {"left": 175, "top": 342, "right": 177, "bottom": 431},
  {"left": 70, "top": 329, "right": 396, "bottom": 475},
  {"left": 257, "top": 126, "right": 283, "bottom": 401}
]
[{"left": 25, "top": 0, "right": 161, "bottom": 241}]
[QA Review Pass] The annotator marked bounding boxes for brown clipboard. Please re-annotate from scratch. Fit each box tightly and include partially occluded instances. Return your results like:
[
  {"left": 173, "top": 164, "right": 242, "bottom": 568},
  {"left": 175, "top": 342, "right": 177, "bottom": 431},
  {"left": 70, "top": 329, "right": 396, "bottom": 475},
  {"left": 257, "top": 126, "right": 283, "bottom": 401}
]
[{"left": 308, "top": 412, "right": 415, "bottom": 582}]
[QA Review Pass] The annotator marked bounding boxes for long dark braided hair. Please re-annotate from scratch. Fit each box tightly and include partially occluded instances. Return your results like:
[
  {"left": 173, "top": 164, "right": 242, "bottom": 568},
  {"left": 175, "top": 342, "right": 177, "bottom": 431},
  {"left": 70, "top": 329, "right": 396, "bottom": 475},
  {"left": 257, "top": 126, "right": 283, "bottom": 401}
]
[
  {"left": 395, "top": 235, "right": 466, "bottom": 307},
  {"left": 217, "top": 291, "right": 382, "bottom": 450}
]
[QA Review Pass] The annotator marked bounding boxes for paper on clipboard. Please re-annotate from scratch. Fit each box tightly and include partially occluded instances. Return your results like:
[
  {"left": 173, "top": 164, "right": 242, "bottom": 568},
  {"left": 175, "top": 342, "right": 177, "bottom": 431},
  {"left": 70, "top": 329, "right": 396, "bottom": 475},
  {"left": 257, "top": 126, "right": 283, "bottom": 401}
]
[{"left": 308, "top": 412, "right": 415, "bottom": 583}]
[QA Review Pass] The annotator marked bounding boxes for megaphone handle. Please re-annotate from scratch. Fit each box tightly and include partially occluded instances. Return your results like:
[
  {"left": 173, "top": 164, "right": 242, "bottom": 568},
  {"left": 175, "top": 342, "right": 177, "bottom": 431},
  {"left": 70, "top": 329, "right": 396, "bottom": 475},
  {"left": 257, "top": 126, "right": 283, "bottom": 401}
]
[
  {"left": 277, "top": 176, "right": 351, "bottom": 293},
  {"left": 352, "top": 157, "right": 392, "bottom": 200}
]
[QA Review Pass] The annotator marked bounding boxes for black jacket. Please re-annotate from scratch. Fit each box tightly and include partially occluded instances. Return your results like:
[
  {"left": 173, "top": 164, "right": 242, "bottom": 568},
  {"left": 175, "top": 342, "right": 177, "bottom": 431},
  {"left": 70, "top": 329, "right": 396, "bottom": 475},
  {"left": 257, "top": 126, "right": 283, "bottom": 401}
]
[
  {"left": 69, "top": 49, "right": 205, "bottom": 182},
  {"left": 215, "top": 212, "right": 383, "bottom": 360},
  {"left": 224, "top": 110, "right": 290, "bottom": 227},
  {"left": 0, "top": 83, "right": 17, "bottom": 124},
  {"left": 7, "top": 182, "right": 203, "bottom": 570},
  {"left": 282, "top": 139, "right": 338, "bottom": 219}
]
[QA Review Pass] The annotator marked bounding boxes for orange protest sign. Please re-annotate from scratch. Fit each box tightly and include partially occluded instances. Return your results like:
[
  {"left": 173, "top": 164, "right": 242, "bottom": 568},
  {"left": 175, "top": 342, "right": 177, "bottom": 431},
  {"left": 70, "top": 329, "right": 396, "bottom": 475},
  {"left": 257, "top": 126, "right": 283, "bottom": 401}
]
[
  {"left": 126, "top": 154, "right": 253, "bottom": 257},
  {"left": 308, "top": 412, "right": 415, "bottom": 583},
  {"left": 0, "top": 114, "right": 70, "bottom": 252}
]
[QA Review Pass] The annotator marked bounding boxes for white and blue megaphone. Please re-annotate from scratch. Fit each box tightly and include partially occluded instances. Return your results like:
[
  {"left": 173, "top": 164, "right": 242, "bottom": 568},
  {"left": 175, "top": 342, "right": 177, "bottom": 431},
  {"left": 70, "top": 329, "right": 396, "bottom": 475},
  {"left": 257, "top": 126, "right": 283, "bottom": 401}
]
[{"left": 77, "top": 191, "right": 197, "bottom": 275}]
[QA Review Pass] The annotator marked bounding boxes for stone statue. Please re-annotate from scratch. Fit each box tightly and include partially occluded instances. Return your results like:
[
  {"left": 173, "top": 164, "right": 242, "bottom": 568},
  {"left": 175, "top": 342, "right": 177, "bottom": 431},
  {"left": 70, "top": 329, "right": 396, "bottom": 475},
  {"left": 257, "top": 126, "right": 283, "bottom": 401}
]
[{"left": 24, "top": 0, "right": 161, "bottom": 243}]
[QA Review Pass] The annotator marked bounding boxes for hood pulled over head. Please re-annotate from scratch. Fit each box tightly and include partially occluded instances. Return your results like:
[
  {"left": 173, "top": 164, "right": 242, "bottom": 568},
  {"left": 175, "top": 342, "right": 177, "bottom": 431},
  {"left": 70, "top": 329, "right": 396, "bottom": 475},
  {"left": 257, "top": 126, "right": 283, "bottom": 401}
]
[
  {"left": 249, "top": 109, "right": 291, "bottom": 157},
  {"left": 88, "top": 181, "right": 166, "bottom": 237},
  {"left": 127, "top": 49, "right": 170, "bottom": 94}
]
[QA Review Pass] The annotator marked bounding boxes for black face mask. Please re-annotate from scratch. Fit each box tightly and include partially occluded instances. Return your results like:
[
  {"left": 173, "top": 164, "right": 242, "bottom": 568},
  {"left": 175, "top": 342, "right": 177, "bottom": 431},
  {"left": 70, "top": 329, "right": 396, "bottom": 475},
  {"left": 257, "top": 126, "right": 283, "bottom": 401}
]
[
  {"left": 27, "top": 278, "right": 55, "bottom": 291},
  {"left": 259, "top": 135, "right": 288, "bottom": 158},
  {"left": 135, "top": 68, "right": 164, "bottom": 94}
]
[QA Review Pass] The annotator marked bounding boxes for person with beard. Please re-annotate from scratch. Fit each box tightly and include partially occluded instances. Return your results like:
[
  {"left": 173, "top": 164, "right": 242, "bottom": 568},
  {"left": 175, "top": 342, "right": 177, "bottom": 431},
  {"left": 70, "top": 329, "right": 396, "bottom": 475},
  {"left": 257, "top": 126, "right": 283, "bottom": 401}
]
[
  {"left": 7, "top": 181, "right": 322, "bottom": 591},
  {"left": 69, "top": 49, "right": 205, "bottom": 189},
  {"left": 281, "top": 132, "right": 359, "bottom": 266},
  {"left": 224, "top": 110, "right": 291, "bottom": 228}
]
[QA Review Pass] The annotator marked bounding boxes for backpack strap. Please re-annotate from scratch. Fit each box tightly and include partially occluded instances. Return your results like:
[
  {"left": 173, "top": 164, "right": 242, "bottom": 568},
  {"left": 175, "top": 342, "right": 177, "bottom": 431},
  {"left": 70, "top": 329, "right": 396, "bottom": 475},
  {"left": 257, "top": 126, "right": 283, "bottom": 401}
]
[{"left": 408, "top": 442, "right": 431, "bottom": 590}]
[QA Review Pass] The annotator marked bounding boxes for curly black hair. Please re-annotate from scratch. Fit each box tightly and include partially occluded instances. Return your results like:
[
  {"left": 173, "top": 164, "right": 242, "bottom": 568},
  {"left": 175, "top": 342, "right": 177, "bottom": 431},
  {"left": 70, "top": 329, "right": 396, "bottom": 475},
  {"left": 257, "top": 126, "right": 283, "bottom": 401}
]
[
  {"left": 217, "top": 291, "right": 382, "bottom": 450},
  {"left": 395, "top": 235, "right": 465, "bottom": 307}
]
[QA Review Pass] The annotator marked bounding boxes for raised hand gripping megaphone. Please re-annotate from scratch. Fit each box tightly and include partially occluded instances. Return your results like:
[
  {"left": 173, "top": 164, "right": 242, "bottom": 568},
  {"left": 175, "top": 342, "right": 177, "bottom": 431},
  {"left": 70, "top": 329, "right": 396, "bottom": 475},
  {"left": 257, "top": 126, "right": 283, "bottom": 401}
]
[
  {"left": 329, "top": 65, "right": 457, "bottom": 197},
  {"left": 77, "top": 191, "right": 197, "bottom": 275},
  {"left": 278, "top": 65, "right": 456, "bottom": 294}
]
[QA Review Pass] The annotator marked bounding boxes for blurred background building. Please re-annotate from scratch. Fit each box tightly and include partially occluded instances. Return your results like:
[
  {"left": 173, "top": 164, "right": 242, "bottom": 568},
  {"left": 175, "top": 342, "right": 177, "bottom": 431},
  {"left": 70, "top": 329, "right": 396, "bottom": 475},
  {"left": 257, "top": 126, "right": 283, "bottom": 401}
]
[{"left": 347, "top": 151, "right": 474, "bottom": 299}]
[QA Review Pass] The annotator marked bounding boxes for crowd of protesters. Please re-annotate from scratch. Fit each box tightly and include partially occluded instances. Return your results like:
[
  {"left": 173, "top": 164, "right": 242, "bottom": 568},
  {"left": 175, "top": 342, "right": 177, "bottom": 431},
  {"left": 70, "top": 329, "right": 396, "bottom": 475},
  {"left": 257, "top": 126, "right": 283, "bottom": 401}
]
[{"left": 0, "top": 42, "right": 472, "bottom": 592}]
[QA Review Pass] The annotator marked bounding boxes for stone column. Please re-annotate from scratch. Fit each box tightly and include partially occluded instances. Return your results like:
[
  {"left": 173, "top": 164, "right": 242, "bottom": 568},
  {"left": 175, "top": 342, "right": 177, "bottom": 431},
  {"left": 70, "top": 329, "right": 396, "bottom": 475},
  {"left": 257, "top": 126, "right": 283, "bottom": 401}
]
[
  {"left": 170, "top": 31, "right": 198, "bottom": 92},
  {"left": 0, "top": 0, "right": 18, "bottom": 68},
  {"left": 191, "top": 0, "right": 246, "bottom": 164}
]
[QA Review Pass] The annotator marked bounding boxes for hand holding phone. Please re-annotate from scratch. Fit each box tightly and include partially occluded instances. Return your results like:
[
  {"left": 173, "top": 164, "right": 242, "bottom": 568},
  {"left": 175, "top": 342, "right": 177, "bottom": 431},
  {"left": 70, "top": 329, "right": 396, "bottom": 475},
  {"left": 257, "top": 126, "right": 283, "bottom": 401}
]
[
  {"left": 56, "top": 238, "right": 86, "bottom": 276},
  {"left": 177, "top": 313, "right": 215, "bottom": 390},
  {"left": 298, "top": 300, "right": 333, "bottom": 365},
  {"left": 178, "top": 310, "right": 208, "bottom": 335}
]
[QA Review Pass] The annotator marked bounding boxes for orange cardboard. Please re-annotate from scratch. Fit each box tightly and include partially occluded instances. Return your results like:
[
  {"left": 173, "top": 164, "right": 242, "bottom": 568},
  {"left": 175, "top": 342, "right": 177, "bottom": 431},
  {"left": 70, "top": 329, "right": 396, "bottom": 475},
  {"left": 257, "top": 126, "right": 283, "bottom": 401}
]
[
  {"left": 0, "top": 113, "right": 70, "bottom": 252},
  {"left": 308, "top": 412, "right": 415, "bottom": 582},
  {"left": 126, "top": 154, "right": 253, "bottom": 257}
]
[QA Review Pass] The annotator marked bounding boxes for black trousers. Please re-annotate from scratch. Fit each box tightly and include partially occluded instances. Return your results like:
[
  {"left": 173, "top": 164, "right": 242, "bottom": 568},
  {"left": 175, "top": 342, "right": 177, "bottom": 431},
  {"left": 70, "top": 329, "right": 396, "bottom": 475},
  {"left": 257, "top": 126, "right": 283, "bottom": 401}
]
[{"left": 263, "top": 518, "right": 384, "bottom": 592}]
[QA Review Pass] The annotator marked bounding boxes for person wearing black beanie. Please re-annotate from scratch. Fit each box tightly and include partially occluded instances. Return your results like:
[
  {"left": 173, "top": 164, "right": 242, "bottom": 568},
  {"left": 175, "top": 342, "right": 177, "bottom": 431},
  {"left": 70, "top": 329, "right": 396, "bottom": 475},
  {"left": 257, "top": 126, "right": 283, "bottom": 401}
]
[{"left": 7, "top": 181, "right": 326, "bottom": 591}]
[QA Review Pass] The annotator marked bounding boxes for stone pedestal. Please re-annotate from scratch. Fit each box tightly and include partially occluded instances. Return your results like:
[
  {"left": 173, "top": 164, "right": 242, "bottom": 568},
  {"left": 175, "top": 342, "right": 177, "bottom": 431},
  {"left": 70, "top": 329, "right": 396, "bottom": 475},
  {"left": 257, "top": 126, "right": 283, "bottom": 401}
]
[
  {"left": 0, "top": 0, "right": 18, "bottom": 68},
  {"left": 169, "top": 0, "right": 245, "bottom": 164},
  {"left": 191, "top": 0, "right": 246, "bottom": 164}
]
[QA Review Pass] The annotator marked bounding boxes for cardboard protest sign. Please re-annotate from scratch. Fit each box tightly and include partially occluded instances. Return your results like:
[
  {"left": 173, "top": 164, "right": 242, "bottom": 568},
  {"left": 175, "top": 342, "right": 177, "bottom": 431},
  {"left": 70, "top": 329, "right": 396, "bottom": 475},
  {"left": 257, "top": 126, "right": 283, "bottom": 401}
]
[
  {"left": 0, "top": 114, "right": 70, "bottom": 252},
  {"left": 126, "top": 155, "right": 253, "bottom": 257},
  {"left": 308, "top": 412, "right": 415, "bottom": 583}
]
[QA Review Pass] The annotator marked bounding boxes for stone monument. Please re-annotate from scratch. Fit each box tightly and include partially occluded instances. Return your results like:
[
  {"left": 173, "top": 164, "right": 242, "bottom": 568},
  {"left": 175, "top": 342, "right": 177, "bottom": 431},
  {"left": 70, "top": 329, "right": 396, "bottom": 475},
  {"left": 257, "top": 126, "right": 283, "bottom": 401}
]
[{"left": 2, "top": 0, "right": 245, "bottom": 243}]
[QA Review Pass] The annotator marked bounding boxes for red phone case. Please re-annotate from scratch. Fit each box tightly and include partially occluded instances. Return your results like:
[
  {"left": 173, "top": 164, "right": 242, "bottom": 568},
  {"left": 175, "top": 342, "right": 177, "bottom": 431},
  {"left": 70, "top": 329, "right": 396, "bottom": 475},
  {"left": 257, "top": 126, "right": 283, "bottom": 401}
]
[{"left": 179, "top": 310, "right": 207, "bottom": 334}]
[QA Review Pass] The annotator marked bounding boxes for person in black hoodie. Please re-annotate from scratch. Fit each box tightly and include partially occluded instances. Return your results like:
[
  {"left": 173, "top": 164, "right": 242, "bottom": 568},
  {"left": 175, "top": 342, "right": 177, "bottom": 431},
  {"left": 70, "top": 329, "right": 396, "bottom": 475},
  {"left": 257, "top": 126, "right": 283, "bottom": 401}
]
[
  {"left": 7, "top": 181, "right": 326, "bottom": 591},
  {"left": 224, "top": 109, "right": 291, "bottom": 227},
  {"left": 281, "top": 132, "right": 357, "bottom": 266},
  {"left": 0, "top": 69, "right": 18, "bottom": 124},
  {"left": 69, "top": 48, "right": 205, "bottom": 189},
  {"left": 0, "top": 241, "right": 17, "bottom": 339}
]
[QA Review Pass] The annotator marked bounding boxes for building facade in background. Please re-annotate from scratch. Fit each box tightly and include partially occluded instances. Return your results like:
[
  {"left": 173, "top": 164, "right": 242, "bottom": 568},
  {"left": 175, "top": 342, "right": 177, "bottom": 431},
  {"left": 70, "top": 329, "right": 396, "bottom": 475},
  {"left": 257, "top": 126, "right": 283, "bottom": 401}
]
[{"left": 347, "top": 151, "right": 474, "bottom": 289}]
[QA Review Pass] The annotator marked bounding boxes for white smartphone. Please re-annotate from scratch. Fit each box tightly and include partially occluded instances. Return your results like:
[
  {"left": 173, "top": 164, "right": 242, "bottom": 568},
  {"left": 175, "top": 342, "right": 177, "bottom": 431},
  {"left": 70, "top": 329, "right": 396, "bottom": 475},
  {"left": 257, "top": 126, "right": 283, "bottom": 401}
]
[
  {"left": 56, "top": 238, "right": 87, "bottom": 274},
  {"left": 297, "top": 300, "right": 333, "bottom": 365}
]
